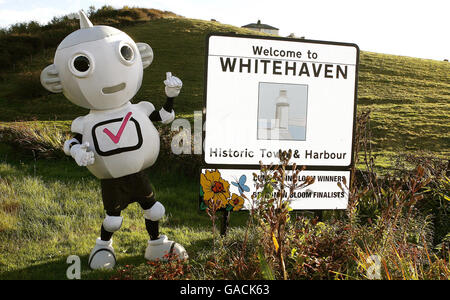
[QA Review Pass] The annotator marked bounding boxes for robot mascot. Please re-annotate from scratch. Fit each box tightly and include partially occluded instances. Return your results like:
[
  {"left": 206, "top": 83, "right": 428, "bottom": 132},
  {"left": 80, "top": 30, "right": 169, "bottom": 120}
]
[{"left": 40, "top": 11, "right": 187, "bottom": 269}]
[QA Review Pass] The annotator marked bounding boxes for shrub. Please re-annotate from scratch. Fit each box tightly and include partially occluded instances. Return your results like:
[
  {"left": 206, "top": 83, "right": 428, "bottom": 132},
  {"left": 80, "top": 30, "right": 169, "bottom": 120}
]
[
  {"left": 199, "top": 110, "right": 449, "bottom": 280},
  {"left": 287, "top": 218, "right": 353, "bottom": 279},
  {"left": 342, "top": 111, "right": 449, "bottom": 279},
  {"left": 202, "top": 234, "right": 263, "bottom": 280},
  {"left": 0, "top": 123, "right": 68, "bottom": 159},
  {"left": 110, "top": 254, "right": 191, "bottom": 280}
]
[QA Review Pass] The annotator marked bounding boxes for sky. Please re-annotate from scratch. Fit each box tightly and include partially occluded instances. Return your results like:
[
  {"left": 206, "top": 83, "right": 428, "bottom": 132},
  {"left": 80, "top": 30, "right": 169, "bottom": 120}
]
[{"left": 0, "top": 0, "right": 448, "bottom": 61}]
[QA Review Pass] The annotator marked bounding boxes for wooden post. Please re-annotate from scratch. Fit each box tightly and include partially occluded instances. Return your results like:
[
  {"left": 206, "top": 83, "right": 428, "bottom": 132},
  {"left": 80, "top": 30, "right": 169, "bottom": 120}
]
[
  {"left": 220, "top": 210, "right": 231, "bottom": 236},
  {"left": 314, "top": 210, "right": 323, "bottom": 221}
]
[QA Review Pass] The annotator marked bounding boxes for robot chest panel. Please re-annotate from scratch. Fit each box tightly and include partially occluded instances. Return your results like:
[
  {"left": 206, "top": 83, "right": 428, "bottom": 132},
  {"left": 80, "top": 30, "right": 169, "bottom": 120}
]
[
  {"left": 82, "top": 108, "right": 160, "bottom": 179},
  {"left": 91, "top": 111, "right": 143, "bottom": 156},
  {"left": 85, "top": 109, "right": 158, "bottom": 158}
]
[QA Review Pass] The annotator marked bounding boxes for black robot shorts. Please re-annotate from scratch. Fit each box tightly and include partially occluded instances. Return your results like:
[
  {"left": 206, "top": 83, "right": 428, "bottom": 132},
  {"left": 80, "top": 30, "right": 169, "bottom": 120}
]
[{"left": 100, "top": 170, "right": 156, "bottom": 216}]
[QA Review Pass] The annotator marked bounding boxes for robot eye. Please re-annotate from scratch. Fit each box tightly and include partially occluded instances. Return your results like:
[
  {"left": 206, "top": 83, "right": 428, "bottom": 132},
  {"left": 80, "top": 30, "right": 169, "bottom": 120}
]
[
  {"left": 73, "top": 55, "right": 90, "bottom": 72},
  {"left": 120, "top": 45, "right": 134, "bottom": 61}
]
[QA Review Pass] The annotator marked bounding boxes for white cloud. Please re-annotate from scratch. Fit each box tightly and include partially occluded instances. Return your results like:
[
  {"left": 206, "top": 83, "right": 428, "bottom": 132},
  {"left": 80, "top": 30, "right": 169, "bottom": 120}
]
[{"left": 0, "top": 7, "right": 68, "bottom": 28}]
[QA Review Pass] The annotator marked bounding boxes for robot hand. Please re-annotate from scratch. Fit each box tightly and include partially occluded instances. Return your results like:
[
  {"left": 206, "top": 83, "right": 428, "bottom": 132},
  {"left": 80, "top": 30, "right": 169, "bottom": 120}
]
[
  {"left": 164, "top": 72, "right": 182, "bottom": 98},
  {"left": 70, "top": 142, "right": 95, "bottom": 167}
]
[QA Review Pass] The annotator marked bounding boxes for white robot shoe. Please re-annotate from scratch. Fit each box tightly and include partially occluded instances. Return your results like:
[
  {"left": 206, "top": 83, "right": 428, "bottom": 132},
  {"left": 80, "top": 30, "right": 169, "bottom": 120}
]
[
  {"left": 144, "top": 235, "right": 188, "bottom": 261},
  {"left": 88, "top": 238, "right": 116, "bottom": 270}
]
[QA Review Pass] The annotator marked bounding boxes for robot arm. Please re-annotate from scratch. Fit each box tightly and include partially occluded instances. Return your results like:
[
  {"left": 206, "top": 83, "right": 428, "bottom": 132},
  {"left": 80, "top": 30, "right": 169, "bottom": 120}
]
[
  {"left": 149, "top": 72, "right": 182, "bottom": 124},
  {"left": 149, "top": 97, "right": 175, "bottom": 124},
  {"left": 63, "top": 134, "right": 83, "bottom": 156},
  {"left": 63, "top": 134, "right": 95, "bottom": 167},
  {"left": 164, "top": 72, "right": 182, "bottom": 98}
]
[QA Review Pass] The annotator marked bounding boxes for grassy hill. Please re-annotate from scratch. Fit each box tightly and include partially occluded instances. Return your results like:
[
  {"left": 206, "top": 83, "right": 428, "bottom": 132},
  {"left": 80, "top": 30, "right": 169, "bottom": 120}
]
[
  {"left": 0, "top": 9, "right": 448, "bottom": 280},
  {"left": 358, "top": 52, "right": 449, "bottom": 168},
  {"left": 0, "top": 17, "right": 448, "bottom": 168}
]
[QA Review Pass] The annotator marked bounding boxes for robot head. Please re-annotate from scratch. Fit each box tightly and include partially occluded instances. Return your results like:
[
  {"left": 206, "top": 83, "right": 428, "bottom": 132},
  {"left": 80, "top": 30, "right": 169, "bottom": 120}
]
[{"left": 41, "top": 11, "right": 154, "bottom": 110}]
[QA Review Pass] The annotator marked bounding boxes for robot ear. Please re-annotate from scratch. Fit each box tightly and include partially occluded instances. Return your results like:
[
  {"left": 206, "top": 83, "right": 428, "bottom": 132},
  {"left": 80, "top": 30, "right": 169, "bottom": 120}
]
[
  {"left": 40, "top": 64, "right": 63, "bottom": 93},
  {"left": 137, "top": 43, "right": 154, "bottom": 69}
]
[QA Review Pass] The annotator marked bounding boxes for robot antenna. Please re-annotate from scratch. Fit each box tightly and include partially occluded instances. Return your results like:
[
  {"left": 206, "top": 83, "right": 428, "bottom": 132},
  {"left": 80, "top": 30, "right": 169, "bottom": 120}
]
[{"left": 79, "top": 10, "right": 93, "bottom": 29}]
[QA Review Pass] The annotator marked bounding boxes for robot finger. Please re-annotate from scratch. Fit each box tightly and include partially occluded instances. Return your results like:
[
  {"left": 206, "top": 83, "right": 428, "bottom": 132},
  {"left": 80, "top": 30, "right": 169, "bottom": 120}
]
[
  {"left": 164, "top": 77, "right": 176, "bottom": 86},
  {"left": 173, "top": 77, "right": 182, "bottom": 87},
  {"left": 80, "top": 159, "right": 88, "bottom": 167},
  {"left": 87, "top": 152, "right": 94, "bottom": 160},
  {"left": 88, "top": 153, "right": 95, "bottom": 165},
  {"left": 80, "top": 141, "right": 90, "bottom": 150},
  {"left": 165, "top": 77, "right": 181, "bottom": 88}
]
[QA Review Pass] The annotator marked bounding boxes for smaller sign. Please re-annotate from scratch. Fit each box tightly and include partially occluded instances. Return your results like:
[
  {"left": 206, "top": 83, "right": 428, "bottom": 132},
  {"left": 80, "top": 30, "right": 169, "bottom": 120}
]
[{"left": 200, "top": 168, "right": 350, "bottom": 211}]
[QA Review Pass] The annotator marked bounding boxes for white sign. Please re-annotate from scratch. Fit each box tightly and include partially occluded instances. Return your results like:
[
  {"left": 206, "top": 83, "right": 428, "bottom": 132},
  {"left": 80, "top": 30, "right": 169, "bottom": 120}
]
[
  {"left": 200, "top": 169, "right": 350, "bottom": 210},
  {"left": 204, "top": 35, "right": 359, "bottom": 167}
]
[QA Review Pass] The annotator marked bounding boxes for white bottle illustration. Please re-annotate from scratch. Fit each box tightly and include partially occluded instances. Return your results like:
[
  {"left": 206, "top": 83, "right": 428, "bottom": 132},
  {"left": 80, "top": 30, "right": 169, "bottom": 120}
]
[
  {"left": 257, "top": 88, "right": 293, "bottom": 140},
  {"left": 272, "top": 89, "right": 292, "bottom": 139},
  {"left": 275, "top": 89, "right": 289, "bottom": 129}
]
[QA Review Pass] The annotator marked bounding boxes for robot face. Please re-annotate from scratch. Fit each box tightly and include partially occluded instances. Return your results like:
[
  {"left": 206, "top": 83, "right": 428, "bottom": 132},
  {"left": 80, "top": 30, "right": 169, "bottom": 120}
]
[
  {"left": 56, "top": 31, "right": 143, "bottom": 110},
  {"left": 41, "top": 11, "right": 153, "bottom": 110}
]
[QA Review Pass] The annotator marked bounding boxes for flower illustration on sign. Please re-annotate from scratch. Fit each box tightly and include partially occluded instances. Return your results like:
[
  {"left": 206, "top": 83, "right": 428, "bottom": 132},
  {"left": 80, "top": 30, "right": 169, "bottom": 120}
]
[
  {"left": 200, "top": 170, "right": 249, "bottom": 211},
  {"left": 200, "top": 169, "right": 230, "bottom": 209},
  {"left": 228, "top": 193, "right": 245, "bottom": 211}
]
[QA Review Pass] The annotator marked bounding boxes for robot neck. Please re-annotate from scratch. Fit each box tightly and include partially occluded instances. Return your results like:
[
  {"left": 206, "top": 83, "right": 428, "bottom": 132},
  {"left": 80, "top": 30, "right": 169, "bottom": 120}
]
[{"left": 89, "top": 101, "right": 132, "bottom": 114}]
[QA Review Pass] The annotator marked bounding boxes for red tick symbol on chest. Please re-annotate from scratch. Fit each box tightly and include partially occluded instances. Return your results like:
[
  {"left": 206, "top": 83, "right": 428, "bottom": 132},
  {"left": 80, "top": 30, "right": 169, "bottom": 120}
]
[{"left": 103, "top": 112, "right": 133, "bottom": 144}]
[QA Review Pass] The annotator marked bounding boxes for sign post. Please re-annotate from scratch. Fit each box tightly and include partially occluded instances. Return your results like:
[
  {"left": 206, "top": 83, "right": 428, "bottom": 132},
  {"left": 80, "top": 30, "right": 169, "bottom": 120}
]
[{"left": 200, "top": 34, "right": 359, "bottom": 234}]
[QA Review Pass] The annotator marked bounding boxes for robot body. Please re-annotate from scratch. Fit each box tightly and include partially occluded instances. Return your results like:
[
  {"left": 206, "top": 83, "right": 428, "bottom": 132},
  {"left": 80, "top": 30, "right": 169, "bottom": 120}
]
[{"left": 40, "top": 11, "right": 187, "bottom": 269}]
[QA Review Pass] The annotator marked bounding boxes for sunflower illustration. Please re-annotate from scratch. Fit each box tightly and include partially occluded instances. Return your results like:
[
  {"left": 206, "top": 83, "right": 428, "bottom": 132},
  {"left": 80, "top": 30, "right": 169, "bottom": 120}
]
[
  {"left": 228, "top": 193, "right": 245, "bottom": 211},
  {"left": 200, "top": 170, "right": 230, "bottom": 209}
]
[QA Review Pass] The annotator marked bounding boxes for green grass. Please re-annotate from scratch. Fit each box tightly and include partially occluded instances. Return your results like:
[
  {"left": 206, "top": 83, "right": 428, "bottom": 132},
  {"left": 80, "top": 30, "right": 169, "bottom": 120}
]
[
  {"left": 0, "top": 152, "right": 249, "bottom": 279},
  {"left": 0, "top": 14, "right": 448, "bottom": 279},
  {"left": 357, "top": 51, "right": 450, "bottom": 169}
]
